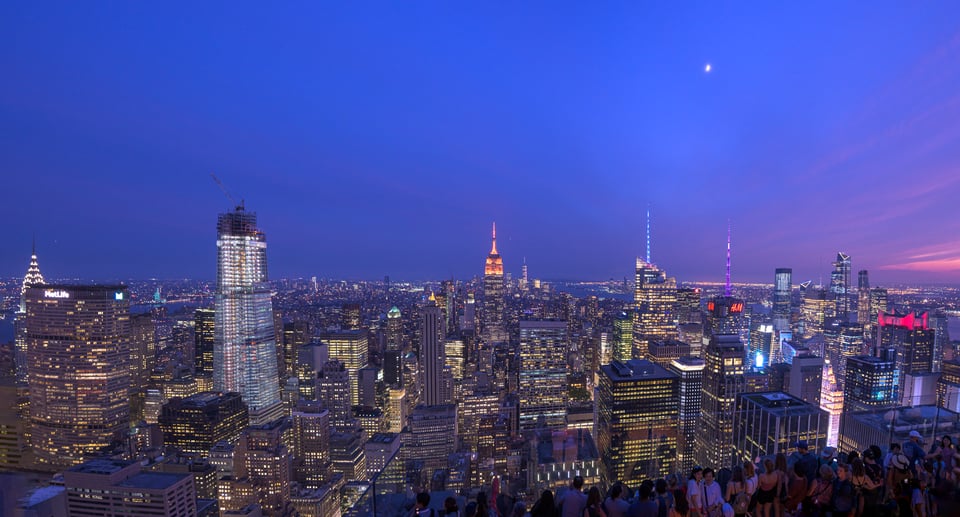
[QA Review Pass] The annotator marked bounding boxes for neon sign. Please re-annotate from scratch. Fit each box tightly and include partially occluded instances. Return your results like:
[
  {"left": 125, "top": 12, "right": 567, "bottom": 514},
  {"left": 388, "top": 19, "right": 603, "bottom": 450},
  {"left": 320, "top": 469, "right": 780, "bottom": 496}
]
[
  {"left": 730, "top": 302, "right": 744, "bottom": 313},
  {"left": 44, "top": 290, "right": 70, "bottom": 299},
  {"left": 115, "top": 292, "right": 124, "bottom": 301}
]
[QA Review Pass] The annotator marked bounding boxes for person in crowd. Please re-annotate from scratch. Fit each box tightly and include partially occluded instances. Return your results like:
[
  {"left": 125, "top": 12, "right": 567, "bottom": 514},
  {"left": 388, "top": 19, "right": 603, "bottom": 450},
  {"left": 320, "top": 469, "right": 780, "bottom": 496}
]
[
  {"left": 850, "top": 458, "right": 878, "bottom": 517},
  {"left": 702, "top": 468, "right": 723, "bottom": 517},
  {"left": 414, "top": 492, "right": 435, "bottom": 517},
  {"left": 806, "top": 465, "right": 835, "bottom": 517},
  {"left": 532, "top": 490, "right": 559, "bottom": 517},
  {"left": 444, "top": 496, "right": 460, "bottom": 516},
  {"left": 884, "top": 442, "right": 902, "bottom": 470},
  {"left": 792, "top": 441, "right": 818, "bottom": 484},
  {"left": 903, "top": 431, "right": 925, "bottom": 475},
  {"left": 755, "top": 458, "right": 778, "bottom": 517},
  {"left": 774, "top": 453, "right": 789, "bottom": 517},
  {"left": 784, "top": 462, "right": 808, "bottom": 515},
  {"left": 604, "top": 483, "right": 629, "bottom": 517},
  {"left": 653, "top": 479, "right": 674, "bottom": 517},
  {"left": 926, "top": 434, "right": 955, "bottom": 482},
  {"left": 558, "top": 477, "right": 588, "bottom": 517},
  {"left": 584, "top": 486, "right": 608, "bottom": 517},
  {"left": 725, "top": 465, "right": 748, "bottom": 517},
  {"left": 627, "top": 483, "right": 658, "bottom": 517},
  {"left": 687, "top": 467, "right": 704, "bottom": 517},
  {"left": 476, "top": 492, "right": 494, "bottom": 517},
  {"left": 743, "top": 461, "right": 758, "bottom": 501}
]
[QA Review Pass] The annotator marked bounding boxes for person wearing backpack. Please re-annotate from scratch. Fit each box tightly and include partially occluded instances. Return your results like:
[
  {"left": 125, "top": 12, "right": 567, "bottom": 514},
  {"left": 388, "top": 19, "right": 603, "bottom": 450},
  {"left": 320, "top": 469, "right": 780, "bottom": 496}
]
[
  {"left": 849, "top": 459, "right": 878, "bottom": 517},
  {"left": 725, "top": 466, "right": 749, "bottom": 517},
  {"left": 831, "top": 464, "right": 855, "bottom": 517}
]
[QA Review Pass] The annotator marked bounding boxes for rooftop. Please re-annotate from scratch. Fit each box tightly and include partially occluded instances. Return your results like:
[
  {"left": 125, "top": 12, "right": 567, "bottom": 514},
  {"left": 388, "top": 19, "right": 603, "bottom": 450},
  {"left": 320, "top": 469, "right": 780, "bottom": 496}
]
[
  {"left": 600, "top": 359, "right": 677, "bottom": 381},
  {"left": 116, "top": 472, "right": 189, "bottom": 490}
]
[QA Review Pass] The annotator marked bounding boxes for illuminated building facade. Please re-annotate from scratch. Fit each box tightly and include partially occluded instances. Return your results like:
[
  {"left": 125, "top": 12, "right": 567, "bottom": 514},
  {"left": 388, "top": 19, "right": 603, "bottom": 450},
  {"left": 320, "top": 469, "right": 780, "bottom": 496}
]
[
  {"left": 483, "top": 223, "right": 507, "bottom": 342},
  {"left": 857, "top": 270, "right": 871, "bottom": 327},
  {"left": 596, "top": 359, "right": 679, "bottom": 482},
  {"left": 632, "top": 259, "right": 678, "bottom": 359},
  {"left": 938, "top": 359, "right": 960, "bottom": 412},
  {"left": 801, "top": 289, "right": 833, "bottom": 338},
  {"left": 877, "top": 312, "right": 935, "bottom": 375},
  {"left": 292, "top": 401, "right": 333, "bottom": 489},
  {"left": 226, "top": 418, "right": 294, "bottom": 515},
  {"left": 321, "top": 330, "right": 368, "bottom": 406},
  {"left": 519, "top": 320, "right": 568, "bottom": 431},
  {"left": 25, "top": 285, "right": 131, "bottom": 470},
  {"left": 698, "top": 334, "right": 746, "bottom": 469},
  {"left": 317, "top": 360, "right": 355, "bottom": 432},
  {"left": 773, "top": 268, "right": 792, "bottom": 332},
  {"left": 613, "top": 312, "right": 633, "bottom": 362},
  {"left": 820, "top": 361, "right": 843, "bottom": 447},
  {"left": 194, "top": 308, "right": 215, "bottom": 377},
  {"left": 669, "top": 357, "right": 704, "bottom": 475},
  {"left": 421, "top": 295, "right": 448, "bottom": 406},
  {"left": 282, "top": 321, "right": 310, "bottom": 380},
  {"left": 214, "top": 207, "right": 282, "bottom": 424},
  {"left": 734, "top": 392, "right": 828, "bottom": 463},
  {"left": 840, "top": 353, "right": 899, "bottom": 444},
  {"left": 705, "top": 296, "right": 745, "bottom": 339},
  {"left": 158, "top": 391, "right": 249, "bottom": 457},
  {"left": 830, "top": 252, "right": 852, "bottom": 320},
  {"left": 15, "top": 241, "right": 45, "bottom": 385},
  {"left": 406, "top": 404, "right": 458, "bottom": 474},
  {"left": 676, "top": 287, "right": 702, "bottom": 325},
  {"left": 647, "top": 340, "right": 692, "bottom": 369},
  {"left": 64, "top": 459, "right": 197, "bottom": 517}
]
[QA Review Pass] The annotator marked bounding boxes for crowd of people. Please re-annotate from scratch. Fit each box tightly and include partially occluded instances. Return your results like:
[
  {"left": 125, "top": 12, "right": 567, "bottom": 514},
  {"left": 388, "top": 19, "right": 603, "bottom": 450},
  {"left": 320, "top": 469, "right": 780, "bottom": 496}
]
[{"left": 416, "top": 434, "right": 960, "bottom": 517}]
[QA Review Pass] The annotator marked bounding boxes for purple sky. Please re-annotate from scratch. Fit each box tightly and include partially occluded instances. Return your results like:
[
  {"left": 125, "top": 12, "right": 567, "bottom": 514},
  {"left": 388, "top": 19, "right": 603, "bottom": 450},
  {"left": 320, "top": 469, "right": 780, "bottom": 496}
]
[{"left": 3, "top": 3, "right": 960, "bottom": 284}]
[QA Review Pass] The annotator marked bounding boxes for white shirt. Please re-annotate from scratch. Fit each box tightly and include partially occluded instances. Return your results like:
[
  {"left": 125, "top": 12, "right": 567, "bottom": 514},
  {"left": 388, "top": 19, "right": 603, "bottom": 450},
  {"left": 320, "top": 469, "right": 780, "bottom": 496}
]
[
  {"left": 687, "top": 479, "right": 702, "bottom": 509},
  {"left": 745, "top": 474, "right": 758, "bottom": 496},
  {"left": 702, "top": 481, "right": 723, "bottom": 512}
]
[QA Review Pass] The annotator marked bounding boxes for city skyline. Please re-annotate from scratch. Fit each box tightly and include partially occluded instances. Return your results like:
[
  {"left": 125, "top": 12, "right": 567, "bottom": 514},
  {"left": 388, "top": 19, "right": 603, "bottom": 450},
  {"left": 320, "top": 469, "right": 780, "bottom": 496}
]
[{"left": 4, "top": 4, "right": 960, "bottom": 284}]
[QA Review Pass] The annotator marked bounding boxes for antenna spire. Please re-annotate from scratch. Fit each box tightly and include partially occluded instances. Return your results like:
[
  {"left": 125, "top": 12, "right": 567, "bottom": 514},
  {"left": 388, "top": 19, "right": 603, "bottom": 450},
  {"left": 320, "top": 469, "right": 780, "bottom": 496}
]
[
  {"left": 725, "top": 219, "right": 732, "bottom": 297},
  {"left": 490, "top": 222, "right": 498, "bottom": 254},
  {"left": 646, "top": 205, "right": 651, "bottom": 264}
]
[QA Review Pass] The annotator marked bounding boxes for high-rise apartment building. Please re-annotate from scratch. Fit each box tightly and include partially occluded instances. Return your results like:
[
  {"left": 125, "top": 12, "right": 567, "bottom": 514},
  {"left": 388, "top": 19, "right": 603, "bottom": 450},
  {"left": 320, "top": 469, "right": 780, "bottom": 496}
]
[
  {"left": 214, "top": 207, "right": 282, "bottom": 424},
  {"left": 596, "top": 359, "right": 679, "bottom": 482},
  {"left": 518, "top": 320, "right": 568, "bottom": 431},
  {"left": 25, "top": 285, "right": 131, "bottom": 470},
  {"left": 830, "top": 252, "right": 852, "bottom": 321},
  {"left": 698, "top": 334, "right": 746, "bottom": 469},
  {"left": 483, "top": 223, "right": 507, "bottom": 342},
  {"left": 292, "top": 401, "right": 333, "bottom": 489},
  {"left": 633, "top": 259, "right": 678, "bottom": 359},
  {"left": 224, "top": 418, "right": 294, "bottom": 515},
  {"left": 317, "top": 360, "right": 355, "bottom": 432},
  {"left": 773, "top": 268, "right": 792, "bottom": 332},
  {"left": 669, "top": 357, "right": 704, "bottom": 475}
]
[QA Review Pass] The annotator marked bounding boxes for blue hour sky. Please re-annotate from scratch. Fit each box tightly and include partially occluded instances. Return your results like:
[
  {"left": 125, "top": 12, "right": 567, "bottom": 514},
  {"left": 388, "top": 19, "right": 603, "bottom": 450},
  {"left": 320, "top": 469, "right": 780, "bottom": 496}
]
[{"left": 3, "top": 3, "right": 960, "bottom": 284}]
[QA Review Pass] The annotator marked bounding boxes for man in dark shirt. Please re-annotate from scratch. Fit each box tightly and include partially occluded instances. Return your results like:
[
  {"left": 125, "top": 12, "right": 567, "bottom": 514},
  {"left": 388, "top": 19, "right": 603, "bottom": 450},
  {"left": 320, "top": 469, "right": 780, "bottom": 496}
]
[
  {"left": 628, "top": 483, "right": 659, "bottom": 517},
  {"left": 792, "top": 440, "right": 819, "bottom": 483}
]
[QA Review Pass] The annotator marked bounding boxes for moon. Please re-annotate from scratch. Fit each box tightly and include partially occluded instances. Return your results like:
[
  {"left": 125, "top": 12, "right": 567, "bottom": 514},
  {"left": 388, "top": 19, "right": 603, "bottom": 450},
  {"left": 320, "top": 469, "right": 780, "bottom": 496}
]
[{"left": 705, "top": 63, "right": 712, "bottom": 73}]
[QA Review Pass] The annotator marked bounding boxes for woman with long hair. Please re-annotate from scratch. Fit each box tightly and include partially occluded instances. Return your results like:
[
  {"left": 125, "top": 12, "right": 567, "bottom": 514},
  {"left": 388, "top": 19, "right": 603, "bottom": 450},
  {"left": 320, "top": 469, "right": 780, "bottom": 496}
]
[
  {"left": 476, "top": 491, "right": 493, "bottom": 517},
  {"left": 806, "top": 465, "right": 835, "bottom": 517},
  {"left": 756, "top": 459, "right": 778, "bottom": 517},
  {"left": 774, "top": 453, "right": 788, "bottom": 517},
  {"left": 849, "top": 458, "right": 878, "bottom": 517},
  {"left": 726, "top": 465, "right": 748, "bottom": 517},
  {"left": 583, "top": 487, "right": 607, "bottom": 517},
  {"left": 531, "top": 490, "right": 558, "bottom": 517}
]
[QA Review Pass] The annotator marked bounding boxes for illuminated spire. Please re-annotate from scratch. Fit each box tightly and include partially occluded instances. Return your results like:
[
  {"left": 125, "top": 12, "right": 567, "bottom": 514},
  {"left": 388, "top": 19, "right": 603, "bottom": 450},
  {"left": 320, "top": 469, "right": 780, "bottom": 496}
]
[
  {"left": 725, "top": 220, "right": 732, "bottom": 297},
  {"left": 646, "top": 205, "right": 651, "bottom": 265},
  {"left": 490, "top": 221, "right": 498, "bottom": 254},
  {"left": 21, "top": 239, "right": 45, "bottom": 296},
  {"left": 484, "top": 222, "right": 504, "bottom": 276}
]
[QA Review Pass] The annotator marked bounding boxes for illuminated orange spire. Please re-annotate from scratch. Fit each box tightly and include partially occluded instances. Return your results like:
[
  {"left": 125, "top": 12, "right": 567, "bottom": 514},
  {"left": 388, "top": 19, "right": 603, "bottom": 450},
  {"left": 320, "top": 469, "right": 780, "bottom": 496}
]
[
  {"left": 484, "top": 222, "right": 503, "bottom": 276},
  {"left": 490, "top": 222, "right": 498, "bottom": 254}
]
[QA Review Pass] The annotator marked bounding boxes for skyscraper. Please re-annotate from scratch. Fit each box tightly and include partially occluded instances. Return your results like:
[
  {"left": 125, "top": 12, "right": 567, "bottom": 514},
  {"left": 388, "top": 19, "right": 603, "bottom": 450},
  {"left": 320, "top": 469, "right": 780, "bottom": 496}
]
[
  {"left": 483, "top": 223, "right": 506, "bottom": 343},
  {"left": 519, "top": 320, "right": 568, "bottom": 431},
  {"left": 877, "top": 312, "right": 935, "bottom": 376},
  {"left": 830, "top": 252, "right": 851, "bottom": 321},
  {"left": 856, "top": 270, "right": 871, "bottom": 326},
  {"left": 840, "top": 352, "right": 899, "bottom": 444},
  {"left": 421, "top": 294, "right": 448, "bottom": 406},
  {"left": 194, "top": 308, "right": 215, "bottom": 377},
  {"left": 25, "top": 285, "right": 131, "bottom": 470},
  {"left": 734, "top": 392, "right": 828, "bottom": 463},
  {"left": 633, "top": 259, "right": 678, "bottom": 359},
  {"left": 214, "top": 206, "right": 282, "bottom": 424},
  {"left": 669, "top": 357, "right": 704, "bottom": 476},
  {"left": 14, "top": 241, "right": 45, "bottom": 385},
  {"left": 321, "top": 330, "right": 368, "bottom": 406},
  {"left": 773, "top": 268, "right": 792, "bottom": 332},
  {"left": 612, "top": 312, "right": 633, "bottom": 362},
  {"left": 698, "top": 334, "right": 746, "bottom": 469},
  {"left": 596, "top": 359, "right": 679, "bottom": 482},
  {"left": 159, "top": 391, "right": 249, "bottom": 457}
]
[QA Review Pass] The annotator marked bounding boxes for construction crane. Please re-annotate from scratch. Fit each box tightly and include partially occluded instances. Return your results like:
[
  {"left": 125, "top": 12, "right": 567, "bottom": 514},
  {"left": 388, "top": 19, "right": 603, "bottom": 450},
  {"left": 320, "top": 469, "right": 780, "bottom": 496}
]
[{"left": 210, "top": 173, "right": 244, "bottom": 210}]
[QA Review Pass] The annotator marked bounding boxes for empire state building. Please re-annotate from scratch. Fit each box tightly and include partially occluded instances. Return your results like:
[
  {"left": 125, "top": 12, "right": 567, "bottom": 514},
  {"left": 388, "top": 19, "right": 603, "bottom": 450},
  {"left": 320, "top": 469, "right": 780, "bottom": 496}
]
[{"left": 482, "top": 223, "right": 507, "bottom": 343}]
